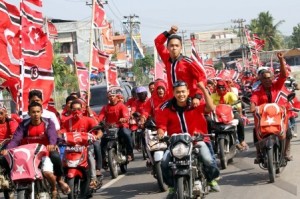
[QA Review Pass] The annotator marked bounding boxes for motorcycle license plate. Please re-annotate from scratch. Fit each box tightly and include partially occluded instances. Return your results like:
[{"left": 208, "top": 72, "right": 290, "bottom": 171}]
[{"left": 65, "top": 146, "right": 84, "bottom": 152}]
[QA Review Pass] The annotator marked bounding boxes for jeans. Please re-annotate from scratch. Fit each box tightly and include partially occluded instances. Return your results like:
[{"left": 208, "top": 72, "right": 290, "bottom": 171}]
[
  {"left": 88, "top": 144, "right": 97, "bottom": 179},
  {"left": 161, "top": 141, "right": 220, "bottom": 187},
  {"left": 234, "top": 112, "right": 245, "bottom": 143},
  {"left": 88, "top": 140, "right": 102, "bottom": 179},
  {"left": 49, "top": 151, "right": 64, "bottom": 177}
]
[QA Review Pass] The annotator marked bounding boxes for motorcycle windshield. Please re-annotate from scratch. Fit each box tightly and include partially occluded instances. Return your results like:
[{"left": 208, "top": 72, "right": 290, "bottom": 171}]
[{"left": 170, "top": 133, "right": 192, "bottom": 145}]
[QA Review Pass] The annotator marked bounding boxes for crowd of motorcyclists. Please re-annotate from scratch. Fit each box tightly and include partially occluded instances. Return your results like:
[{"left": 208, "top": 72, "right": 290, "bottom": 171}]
[{"left": 0, "top": 25, "right": 299, "bottom": 199}]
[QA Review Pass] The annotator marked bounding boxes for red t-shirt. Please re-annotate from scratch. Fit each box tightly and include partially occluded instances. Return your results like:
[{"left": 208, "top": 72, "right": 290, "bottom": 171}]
[
  {"left": 61, "top": 116, "right": 97, "bottom": 133},
  {"left": 61, "top": 112, "right": 72, "bottom": 124},
  {"left": 155, "top": 100, "right": 209, "bottom": 142},
  {"left": 251, "top": 75, "right": 286, "bottom": 106},
  {"left": 0, "top": 119, "right": 18, "bottom": 141},
  {"left": 98, "top": 102, "right": 129, "bottom": 128},
  {"left": 131, "top": 99, "right": 149, "bottom": 115},
  {"left": 23, "top": 122, "right": 49, "bottom": 146}
]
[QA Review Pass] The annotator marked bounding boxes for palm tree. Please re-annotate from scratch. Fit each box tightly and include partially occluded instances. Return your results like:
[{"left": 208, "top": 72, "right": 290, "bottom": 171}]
[{"left": 249, "top": 11, "right": 284, "bottom": 50}]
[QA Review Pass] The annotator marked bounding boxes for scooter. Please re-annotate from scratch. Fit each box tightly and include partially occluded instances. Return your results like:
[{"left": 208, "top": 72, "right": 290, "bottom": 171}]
[{"left": 144, "top": 119, "right": 168, "bottom": 192}]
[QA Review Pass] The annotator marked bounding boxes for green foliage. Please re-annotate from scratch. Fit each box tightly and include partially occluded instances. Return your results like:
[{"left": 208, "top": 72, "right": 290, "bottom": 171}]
[
  {"left": 132, "top": 54, "right": 154, "bottom": 85},
  {"left": 52, "top": 55, "right": 79, "bottom": 93},
  {"left": 214, "top": 61, "right": 223, "bottom": 70},
  {"left": 248, "top": 11, "right": 284, "bottom": 50},
  {"left": 291, "top": 24, "right": 300, "bottom": 48}
]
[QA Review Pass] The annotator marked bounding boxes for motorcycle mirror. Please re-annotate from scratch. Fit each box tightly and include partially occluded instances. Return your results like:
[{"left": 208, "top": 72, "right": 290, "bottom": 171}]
[{"left": 287, "top": 93, "right": 296, "bottom": 102}]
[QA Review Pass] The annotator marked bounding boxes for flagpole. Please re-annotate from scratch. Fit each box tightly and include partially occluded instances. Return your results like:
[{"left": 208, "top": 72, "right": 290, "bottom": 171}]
[
  {"left": 19, "top": 0, "right": 24, "bottom": 117},
  {"left": 87, "top": 0, "right": 96, "bottom": 106}
]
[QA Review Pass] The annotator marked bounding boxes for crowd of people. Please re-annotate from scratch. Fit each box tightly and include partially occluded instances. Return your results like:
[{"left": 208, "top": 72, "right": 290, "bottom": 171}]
[{"left": 0, "top": 25, "right": 298, "bottom": 199}]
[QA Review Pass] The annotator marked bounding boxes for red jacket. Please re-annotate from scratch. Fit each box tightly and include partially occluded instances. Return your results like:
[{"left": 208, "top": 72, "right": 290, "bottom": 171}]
[
  {"left": 131, "top": 98, "right": 149, "bottom": 115},
  {"left": 61, "top": 116, "right": 97, "bottom": 133},
  {"left": 155, "top": 98, "right": 210, "bottom": 142},
  {"left": 143, "top": 80, "right": 168, "bottom": 118},
  {"left": 0, "top": 119, "right": 18, "bottom": 140},
  {"left": 98, "top": 102, "right": 130, "bottom": 128},
  {"left": 155, "top": 32, "right": 206, "bottom": 98}
]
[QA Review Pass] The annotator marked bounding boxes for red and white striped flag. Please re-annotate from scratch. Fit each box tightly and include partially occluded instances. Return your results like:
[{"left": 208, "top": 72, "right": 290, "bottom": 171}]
[
  {"left": 93, "top": 0, "right": 108, "bottom": 28},
  {"left": 190, "top": 40, "right": 206, "bottom": 77},
  {"left": 76, "top": 61, "right": 89, "bottom": 93},
  {"left": 24, "top": 0, "right": 42, "bottom": 7}
]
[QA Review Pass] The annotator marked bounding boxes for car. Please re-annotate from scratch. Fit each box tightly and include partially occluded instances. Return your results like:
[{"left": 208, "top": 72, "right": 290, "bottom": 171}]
[{"left": 89, "top": 81, "right": 132, "bottom": 114}]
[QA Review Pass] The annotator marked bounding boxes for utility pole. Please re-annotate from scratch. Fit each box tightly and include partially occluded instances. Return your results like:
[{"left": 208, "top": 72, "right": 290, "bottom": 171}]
[
  {"left": 232, "top": 19, "right": 246, "bottom": 67},
  {"left": 123, "top": 14, "right": 140, "bottom": 69},
  {"left": 179, "top": 30, "right": 186, "bottom": 55}
]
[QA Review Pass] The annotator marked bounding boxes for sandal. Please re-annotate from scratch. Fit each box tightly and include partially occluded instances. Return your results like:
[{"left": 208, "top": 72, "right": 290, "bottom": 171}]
[
  {"left": 59, "top": 181, "right": 71, "bottom": 195},
  {"left": 89, "top": 179, "right": 99, "bottom": 189},
  {"left": 127, "top": 155, "right": 133, "bottom": 162},
  {"left": 52, "top": 190, "right": 58, "bottom": 199}
]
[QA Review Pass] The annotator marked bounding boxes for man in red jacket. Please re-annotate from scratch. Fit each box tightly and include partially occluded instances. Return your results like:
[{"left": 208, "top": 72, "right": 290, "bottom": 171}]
[
  {"left": 156, "top": 81, "right": 220, "bottom": 196},
  {"left": 155, "top": 25, "right": 206, "bottom": 107},
  {"left": 98, "top": 89, "right": 133, "bottom": 161}
]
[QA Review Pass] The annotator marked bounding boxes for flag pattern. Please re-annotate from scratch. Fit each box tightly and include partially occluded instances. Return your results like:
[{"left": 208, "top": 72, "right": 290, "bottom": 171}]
[{"left": 76, "top": 61, "right": 89, "bottom": 93}]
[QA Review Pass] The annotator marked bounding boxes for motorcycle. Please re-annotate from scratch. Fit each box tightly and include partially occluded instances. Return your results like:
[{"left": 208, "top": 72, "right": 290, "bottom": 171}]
[
  {"left": 144, "top": 119, "right": 168, "bottom": 192},
  {"left": 60, "top": 129, "right": 101, "bottom": 199},
  {"left": 252, "top": 93, "right": 296, "bottom": 183},
  {"left": 101, "top": 123, "right": 129, "bottom": 179},
  {"left": 0, "top": 139, "right": 14, "bottom": 199},
  {"left": 167, "top": 133, "right": 211, "bottom": 199},
  {"left": 210, "top": 101, "right": 241, "bottom": 169},
  {"left": 5, "top": 143, "right": 52, "bottom": 199}
]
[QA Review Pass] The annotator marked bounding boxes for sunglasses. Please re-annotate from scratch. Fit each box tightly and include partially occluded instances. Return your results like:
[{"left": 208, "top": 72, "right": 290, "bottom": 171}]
[
  {"left": 0, "top": 112, "right": 4, "bottom": 115},
  {"left": 217, "top": 86, "right": 226, "bottom": 90},
  {"left": 173, "top": 81, "right": 187, "bottom": 88},
  {"left": 71, "top": 108, "right": 81, "bottom": 111}
]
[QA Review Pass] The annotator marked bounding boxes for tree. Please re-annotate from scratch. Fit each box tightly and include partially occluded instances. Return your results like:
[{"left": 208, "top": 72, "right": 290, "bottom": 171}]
[
  {"left": 248, "top": 11, "right": 284, "bottom": 50},
  {"left": 291, "top": 24, "right": 300, "bottom": 48},
  {"left": 132, "top": 54, "right": 154, "bottom": 85}
]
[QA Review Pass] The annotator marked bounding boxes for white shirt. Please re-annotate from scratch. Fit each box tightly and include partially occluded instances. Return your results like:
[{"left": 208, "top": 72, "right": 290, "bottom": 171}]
[{"left": 23, "top": 109, "right": 60, "bottom": 130}]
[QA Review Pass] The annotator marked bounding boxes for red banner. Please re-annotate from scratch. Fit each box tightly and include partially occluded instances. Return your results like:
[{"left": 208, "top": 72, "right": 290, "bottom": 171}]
[
  {"left": 106, "top": 62, "right": 119, "bottom": 88},
  {"left": 24, "top": 0, "right": 42, "bottom": 7},
  {"left": 92, "top": 43, "right": 108, "bottom": 72},
  {"left": 76, "top": 61, "right": 89, "bottom": 93},
  {"left": 101, "top": 23, "right": 114, "bottom": 54},
  {"left": 47, "top": 21, "right": 58, "bottom": 39},
  {"left": 204, "top": 66, "right": 216, "bottom": 79},
  {"left": 216, "top": 70, "right": 239, "bottom": 81},
  {"left": 93, "top": 0, "right": 108, "bottom": 28}
]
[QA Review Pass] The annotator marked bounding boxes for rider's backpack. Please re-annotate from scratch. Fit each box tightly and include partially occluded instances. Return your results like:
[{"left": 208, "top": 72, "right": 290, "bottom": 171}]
[
  {"left": 210, "top": 104, "right": 234, "bottom": 124},
  {"left": 254, "top": 103, "right": 288, "bottom": 141}
]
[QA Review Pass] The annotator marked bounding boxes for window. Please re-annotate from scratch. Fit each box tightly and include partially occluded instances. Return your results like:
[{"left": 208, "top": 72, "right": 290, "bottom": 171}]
[{"left": 60, "top": 43, "right": 71, "bottom": 53}]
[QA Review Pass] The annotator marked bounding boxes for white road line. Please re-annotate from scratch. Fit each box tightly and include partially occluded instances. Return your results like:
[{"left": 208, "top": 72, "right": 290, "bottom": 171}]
[{"left": 98, "top": 174, "right": 126, "bottom": 192}]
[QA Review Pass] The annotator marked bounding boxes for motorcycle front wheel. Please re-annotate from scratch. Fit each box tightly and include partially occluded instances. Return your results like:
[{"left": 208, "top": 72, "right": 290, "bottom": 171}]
[
  {"left": 176, "top": 176, "right": 190, "bottom": 199},
  {"left": 267, "top": 148, "right": 275, "bottom": 183},
  {"left": 219, "top": 139, "right": 228, "bottom": 169},
  {"left": 154, "top": 161, "right": 168, "bottom": 192},
  {"left": 108, "top": 148, "right": 119, "bottom": 179}
]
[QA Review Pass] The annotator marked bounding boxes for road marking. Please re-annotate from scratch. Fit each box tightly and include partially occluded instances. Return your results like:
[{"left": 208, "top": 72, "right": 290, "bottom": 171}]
[{"left": 98, "top": 174, "right": 126, "bottom": 192}]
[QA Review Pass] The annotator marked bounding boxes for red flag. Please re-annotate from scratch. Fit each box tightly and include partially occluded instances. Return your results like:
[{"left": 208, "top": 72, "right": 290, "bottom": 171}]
[
  {"left": 0, "top": 0, "right": 20, "bottom": 31},
  {"left": 101, "top": 23, "right": 115, "bottom": 54},
  {"left": 22, "top": 64, "right": 54, "bottom": 111},
  {"left": 22, "top": 26, "right": 48, "bottom": 60},
  {"left": 216, "top": 70, "right": 239, "bottom": 81},
  {"left": 204, "top": 58, "right": 213, "bottom": 67},
  {"left": 24, "top": 0, "right": 42, "bottom": 7},
  {"left": 154, "top": 49, "right": 167, "bottom": 82},
  {"left": 0, "top": 77, "right": 20, "bottom": 103},
  {"left": 93, "top": 0, "right": 108, "bottom": 28},
  {"left": 106, "top": 62, "right": 119, "bottom": 88},
  {"left": 253, "top": 34, "right": 265, "bottom": 51},
  {"left": 21, "top": 2, "right": 43, "bottom": 28},
  {"left": 92, "top": 43, "right": 108, "bottom": 72},
  {"left": 47, "top": 20, "right": 58, "bottom": 39},
  {"left": 76, "top": 61, "right": 89, "bottom": 92},
  {"left": 204, "top": 66, "right": 216, "bottom": 79}
]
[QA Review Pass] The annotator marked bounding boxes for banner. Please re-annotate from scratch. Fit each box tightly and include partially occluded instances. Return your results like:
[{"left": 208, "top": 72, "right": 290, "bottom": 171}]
[
  {"left": 76, "top": 61, "right": 89, "bottom": 93},
  {"left": 154, "top": 48, "right": 167, "bottom": 82},
  {"left": 106, "top": 62, "right": 119, "bottom": 89},
  {"left": 93, "top": 0, "right": 108, "bottom": 28}
]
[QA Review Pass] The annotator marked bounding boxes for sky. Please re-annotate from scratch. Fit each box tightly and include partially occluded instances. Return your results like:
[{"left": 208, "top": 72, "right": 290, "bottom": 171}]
[{"left": 7, "top": 0, "right": 300, "bottom": 46}]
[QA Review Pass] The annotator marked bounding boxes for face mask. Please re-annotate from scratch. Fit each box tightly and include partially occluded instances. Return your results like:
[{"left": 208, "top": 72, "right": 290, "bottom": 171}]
[{"left": 72, "top": 110, "right": 82, "bottom": 119}]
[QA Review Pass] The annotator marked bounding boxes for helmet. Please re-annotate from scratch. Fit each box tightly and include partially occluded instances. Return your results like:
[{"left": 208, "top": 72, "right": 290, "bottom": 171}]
[{"left": 136, "top": 86, "right": 147, "bottom": 94}]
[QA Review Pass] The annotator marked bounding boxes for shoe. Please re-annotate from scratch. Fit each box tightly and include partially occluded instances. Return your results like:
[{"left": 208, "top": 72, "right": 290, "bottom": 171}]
[
  {"left": 208, "top": 180, "right": 220, "bottom": 192},
  {"left": 89, "top": 179, "right": 100, "bottom": 189},
  {"left": 127, "top": 155, "right": 133, "bottom": 162},
  {"left": 166, "top": 187, "right": 175, "bottom": 199},
  {"left": 285, "top": 156, "right": 293, "bottom": 161}
]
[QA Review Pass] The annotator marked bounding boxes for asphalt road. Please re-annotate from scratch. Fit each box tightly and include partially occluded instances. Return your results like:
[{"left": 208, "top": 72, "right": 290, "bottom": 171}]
[
  {"left": 1, "top": 120, "right": 299, "bottom": 199},
  {"left": 90, "top": 120, "right": 300, "bottom": 199}
]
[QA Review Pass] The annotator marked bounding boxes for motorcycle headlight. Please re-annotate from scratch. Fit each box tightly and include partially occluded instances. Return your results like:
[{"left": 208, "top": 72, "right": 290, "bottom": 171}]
[{"left": 171, "top": 143, "right": 190, "bottom": 159}]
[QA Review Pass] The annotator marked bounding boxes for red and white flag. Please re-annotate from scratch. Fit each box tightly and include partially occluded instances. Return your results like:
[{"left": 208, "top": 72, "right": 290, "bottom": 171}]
[
  {"left": 24, "top": 0, "right": 42, "bottom": 7},
  {"left": 0, "top": 1, "right": 20, "bottom": 79},
  {"left": 0, "top": 77, "right": 20, "bottom": 103},
  {"left": 154, "top": 49, "right": 167, "bottom": 82},
  {"left": 216, "top": 69, "right": 239, "bottom": 81},
  {"left": 21, "top": 2, "right": 43, "bottom": 28},
  {"left": 22, "top": 63, "right": 54, "bottom": 111},
  {"left": 106, "top": 62, "right": 119, "bottom": 88},
  {"left": 204, "top": 66, "right": 216, "bottom": 79},
  {"left": 47, "top": 20, "right": 58, "bottom": 39},
  {"left": 93, "top": 0, "right": 108, "bottom": 28},
  {"left": 101, "top": 23, "right": 115, "bottom": 54},
  {"left": 92, "top": 43, "right": 109, "bottom": 72},
  {"left": 76, "top": 61, "right": 89, "bottom": 93}
]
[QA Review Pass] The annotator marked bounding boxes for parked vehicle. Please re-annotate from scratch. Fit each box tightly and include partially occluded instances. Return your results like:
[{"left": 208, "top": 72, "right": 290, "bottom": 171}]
[
  {"left": 144, "top": 119, "right": 168, "bottom": 192},
  {"left": 101, "top": 123, "right": 129, "bottom": 179},
  {"left": 167, "top": 133, "right": 210, "bottom": 199},
  {"left": 89, "top": 81, "right": 132, "bottom": 114},
  {"left": 5, "top": 143, "right": 52, "bottom": 199}
]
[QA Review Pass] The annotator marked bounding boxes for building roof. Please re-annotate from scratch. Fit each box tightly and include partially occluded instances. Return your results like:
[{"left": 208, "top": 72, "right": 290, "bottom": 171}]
[{"left": 284, "top": 48, "right": 300, "bottom": 57}]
